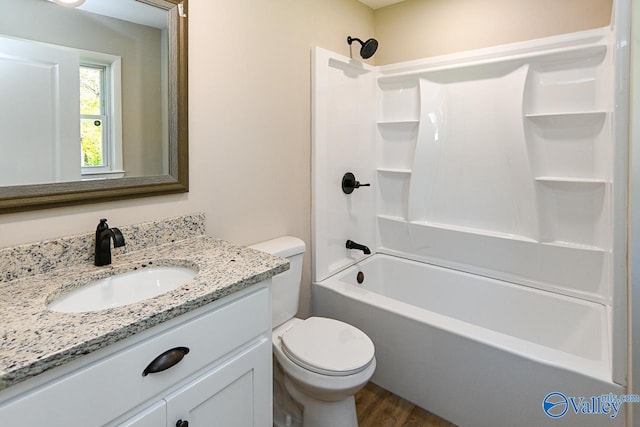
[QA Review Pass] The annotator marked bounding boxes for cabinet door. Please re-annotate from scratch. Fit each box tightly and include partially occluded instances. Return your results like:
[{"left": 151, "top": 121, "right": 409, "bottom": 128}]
[
  {"left": 119, "top": 401, "right": 166, "bottom": 427},
  {"left": 165, "top": 338, "right": 272, "bottom": 427}
]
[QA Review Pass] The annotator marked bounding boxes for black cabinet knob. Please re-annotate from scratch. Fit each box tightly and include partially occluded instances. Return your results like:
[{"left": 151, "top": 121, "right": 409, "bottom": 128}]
[{"left": 176, "top": 420, "right": 189, "bottom": 427}]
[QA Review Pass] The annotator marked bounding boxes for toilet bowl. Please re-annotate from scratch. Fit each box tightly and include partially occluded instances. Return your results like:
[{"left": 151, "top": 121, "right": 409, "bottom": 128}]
[
  {"left": 273, "top": 318, "right": 376, "bottom": 427},
  {"left": 250, "top": 237, "right": 376, "bottom": 427}
]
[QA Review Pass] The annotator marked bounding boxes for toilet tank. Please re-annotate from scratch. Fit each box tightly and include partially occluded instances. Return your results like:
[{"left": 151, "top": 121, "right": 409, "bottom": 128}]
[{"left": 249, "top": 236, "right": 306, "bottom": 329}]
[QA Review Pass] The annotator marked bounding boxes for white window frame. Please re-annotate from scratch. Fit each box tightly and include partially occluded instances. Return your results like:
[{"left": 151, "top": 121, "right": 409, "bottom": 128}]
[
  {"left": 80, "top": 63, "right": 109, "bottom": 169},
  {"left": 79, "top": 51, "right": 123, "bottom": 180}
]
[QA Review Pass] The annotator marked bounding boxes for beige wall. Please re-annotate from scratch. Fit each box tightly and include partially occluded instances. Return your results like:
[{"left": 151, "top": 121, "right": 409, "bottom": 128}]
[
  {"left": 373, "top": 0, "right": 613, "bottom": 64},
  {"left": 188, "top": 0, "right": 373, "bottom": 314},
  {"left": 0, "top": 0, "right": 373, "bottom": 317},
  {"left": 0, "top": 0, "right": 614, "bottom": 317}
]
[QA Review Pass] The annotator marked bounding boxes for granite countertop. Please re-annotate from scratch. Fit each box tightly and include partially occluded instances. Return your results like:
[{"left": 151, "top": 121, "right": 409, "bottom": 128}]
[{"left": 0, "top": 236, "right": 289, "bottom": 391}]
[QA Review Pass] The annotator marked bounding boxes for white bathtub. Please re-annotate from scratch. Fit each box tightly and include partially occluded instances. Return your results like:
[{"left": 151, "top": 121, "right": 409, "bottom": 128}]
[{"left": 312, "top": 254, "right": 624, "bottom": 427}]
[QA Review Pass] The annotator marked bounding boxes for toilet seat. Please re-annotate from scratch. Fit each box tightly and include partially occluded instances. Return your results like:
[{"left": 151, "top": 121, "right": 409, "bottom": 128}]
[{"left": 280, "top": 317, "right": 375, "bottom": 377}]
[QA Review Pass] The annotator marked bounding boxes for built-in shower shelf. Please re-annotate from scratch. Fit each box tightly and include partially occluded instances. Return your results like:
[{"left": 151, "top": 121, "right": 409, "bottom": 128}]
[
  {"left": 409, "top": 220, "right": 537, "bottom": 243},
  {"left": 535, "top": 177, "right": 607, "bottom": 185},
  {"left": 541, "top": 241, "right": 606, "bottom": 252},
  {"left": 377, "top": 74, "right": 420, "bottom": 85},
  {"left": 377, "top": 168, "right": 412, "bottom": 174},
  {"left": 378, "top": 44, "right": 607, "bottom": 83},
  {"left": 377, "top": 120, "right": 420, "bottom": 127},
  {"left": 377, "top": 214, "right": 408, "bottom": 223},
  {"left": 525, "top": 111, "right": 607, "bottom": 125}
]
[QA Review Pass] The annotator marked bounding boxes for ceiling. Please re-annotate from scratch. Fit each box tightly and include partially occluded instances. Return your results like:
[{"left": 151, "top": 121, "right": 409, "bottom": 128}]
[
  {"left": 76, "top": 0, "right": 167, "bottom": 29},
  {"left": 358, "top": 0, "right": 406, "bottom": 9}
]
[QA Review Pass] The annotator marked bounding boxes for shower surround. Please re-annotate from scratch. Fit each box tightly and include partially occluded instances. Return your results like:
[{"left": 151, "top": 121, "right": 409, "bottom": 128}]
[{"left": 311, "top": 22, "right": 629, "bottom": 427}]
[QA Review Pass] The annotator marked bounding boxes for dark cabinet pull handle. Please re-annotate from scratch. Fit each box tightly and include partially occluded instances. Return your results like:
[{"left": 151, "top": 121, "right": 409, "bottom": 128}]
[
  {"left": 176, "top": 420, "right": 189, "bottom": 427},
  {"left": 142, "top": 346, "right": 190, "bottom": 376},
  {"left": 342, "top": 172, "right": 370, "bottom": 194}
]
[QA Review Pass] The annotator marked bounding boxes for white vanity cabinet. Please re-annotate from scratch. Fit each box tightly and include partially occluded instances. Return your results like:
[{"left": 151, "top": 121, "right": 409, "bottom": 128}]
[
  {"left": 0, "top": 283, "right": 272, "bottom": 427},
  {"left": 163, "top": 339, "right": 271, "bottom": 426},
  {"left": 119, "top": 401, "right": 167, "bottom": 427},
  {"left": 120, "top": 339, "right": 271, "bottom": 427}
]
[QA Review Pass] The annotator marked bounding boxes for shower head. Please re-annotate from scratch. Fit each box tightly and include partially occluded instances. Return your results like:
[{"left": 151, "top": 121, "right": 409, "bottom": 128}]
[{"left": 347, "top": 36, "right": 378, "bottom": 59}]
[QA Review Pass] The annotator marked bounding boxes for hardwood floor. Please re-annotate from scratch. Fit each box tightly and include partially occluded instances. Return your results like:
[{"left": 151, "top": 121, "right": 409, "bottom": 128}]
[{"left": 355, "top": 382, "right": 457, "bottom": 427}]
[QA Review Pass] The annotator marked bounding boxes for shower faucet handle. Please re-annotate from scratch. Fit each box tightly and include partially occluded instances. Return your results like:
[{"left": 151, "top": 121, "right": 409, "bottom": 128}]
[{"left": 342, "top": 172, "right": 370, "bottom": 194}]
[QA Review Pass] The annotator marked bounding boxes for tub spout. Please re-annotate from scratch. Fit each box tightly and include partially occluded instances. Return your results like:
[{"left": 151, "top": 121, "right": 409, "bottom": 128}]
[{"left": 346, "top": 240, "right": 371, "bottom": 255}]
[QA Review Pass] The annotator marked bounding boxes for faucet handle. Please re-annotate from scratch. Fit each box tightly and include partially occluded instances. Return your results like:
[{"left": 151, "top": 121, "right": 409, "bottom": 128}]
[
  {"left": 97, "top": 218, "right": 109, "bottom": 232},
  {"left": 342, "top": 172, "right": 370, "bottom": 194}
]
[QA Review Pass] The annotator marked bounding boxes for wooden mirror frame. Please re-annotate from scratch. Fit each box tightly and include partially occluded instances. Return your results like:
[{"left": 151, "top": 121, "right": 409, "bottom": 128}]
[{"left": 0, "top": 0, "right": 188, "bottom": 213}]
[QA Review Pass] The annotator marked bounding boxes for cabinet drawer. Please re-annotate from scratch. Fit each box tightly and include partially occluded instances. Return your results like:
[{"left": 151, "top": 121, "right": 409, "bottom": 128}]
[{"left": 0, "top": 287, "right": 270, "bottom": 426}]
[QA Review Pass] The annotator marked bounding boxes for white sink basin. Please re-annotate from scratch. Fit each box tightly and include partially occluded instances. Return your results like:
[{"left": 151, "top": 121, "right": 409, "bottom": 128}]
[{"left": 48, "top": 265, "right": 198, "bottom": 313}]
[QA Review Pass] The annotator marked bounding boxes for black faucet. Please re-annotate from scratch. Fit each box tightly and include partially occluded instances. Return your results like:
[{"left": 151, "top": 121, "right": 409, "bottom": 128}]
[
  {"left": 346, "top": 240, "right": 371, "bottom": 255},
  {"left": 95, "top": 219, "right": 126, "bottom": 266}
]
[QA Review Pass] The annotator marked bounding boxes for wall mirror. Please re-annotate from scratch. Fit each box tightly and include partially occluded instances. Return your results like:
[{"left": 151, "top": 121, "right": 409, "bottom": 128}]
[{"left": 0, "top": 0, "right": 188, "bottom": 213}]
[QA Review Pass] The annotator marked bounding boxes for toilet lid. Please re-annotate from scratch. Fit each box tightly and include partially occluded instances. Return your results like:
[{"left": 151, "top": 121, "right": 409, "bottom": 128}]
[{"left": 280, "top": 317, "right": 375, "bottom": 376}]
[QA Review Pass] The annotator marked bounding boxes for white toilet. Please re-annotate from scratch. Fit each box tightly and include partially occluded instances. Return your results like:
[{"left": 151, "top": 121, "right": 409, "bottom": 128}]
[{"left": 250, "top": 236, "right": 376, "bottom": 427}]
